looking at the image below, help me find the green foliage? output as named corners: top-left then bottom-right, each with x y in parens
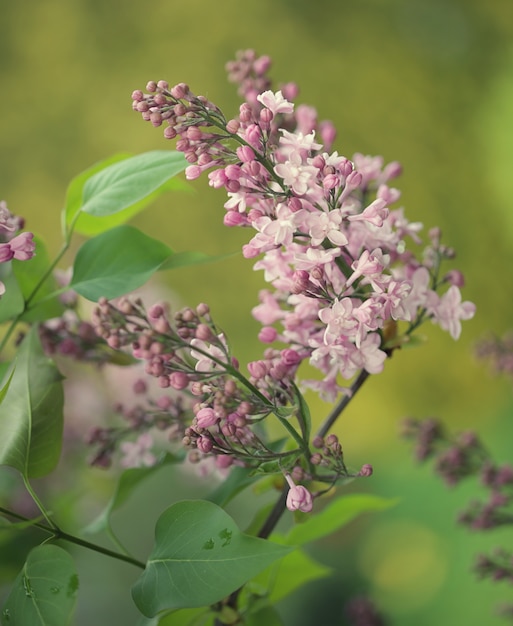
top-left (84, 454), bottom-right (180, 536)
top-left (70, 224), bottom-right (173, 300)
top-left (1, 545), bottom-right (78, 626)
top-left (132, 500), bottom-right (293, 616)
top-left (249, 533), bottom-right (331, 605)
top-left (0, 326), bottom-right (64, 479)
top-left (0, 264), bottom-right (25, 323)
top-left (12, 237), bottom-right (65, 322)
top-left (286, 493), bottom-right (398, 546)
top-left (65, 151), bottom-right (189, 235)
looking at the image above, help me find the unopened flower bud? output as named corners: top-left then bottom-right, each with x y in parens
top-left (358, 464), bottom-right (373, 477)
top-left (285, 474), bottom-right (313, 513)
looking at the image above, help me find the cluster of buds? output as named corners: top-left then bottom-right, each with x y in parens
top-left (87, 295), bottom-right (373, 509)
top-left (39, 310), bottom-right (111, 363)
top-left (87, 376), bottom-right (190, 469)
top-left (0, 200), bottom-right (36, 297)
top-left (132, 49), bottom-right (475, 403)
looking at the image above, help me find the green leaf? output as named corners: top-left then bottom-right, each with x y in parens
top-left (132, 500), bottom-right (293, 616)
top-left (205, 467), bottom-right (257, 508)
top-left (0, 263), bottom-right (25, 323)
top-left (64, 151), bottom-right (189, 236)
top-left (84, 454), bottom-right (179, 535)
top-left (245, 606), bottom-right (283, 626)
top-left (1, 545), bottom-right (78, 626)
top-left (286, 494), bottom-right (398, 546)
top-left (0, 326), bottom-right (64, 478)
top-left (0, 367), bottom-right (15, 405)
top-left (159, 251), bottom-right (235, 271)
top-left (146, 608), bottom-right (214, 626)
top-left (250, 534), bottom-right (331, 604)
top-left (70, 225), bottom-right (173, 301)
top-left (12, 236), bottom-right (65, 323)
top-left (82, 151), bottom-right (187, 217)
top-left (64, 153), bottom-right (131, 227)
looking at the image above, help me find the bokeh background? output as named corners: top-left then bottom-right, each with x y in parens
top-left (2, 0), bottom-right (513, 624)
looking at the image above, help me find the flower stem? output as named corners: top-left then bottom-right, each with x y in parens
top-left (316, 369), bottom-right (370, 439)
top-left (0, 506), bottom-right (145, 569)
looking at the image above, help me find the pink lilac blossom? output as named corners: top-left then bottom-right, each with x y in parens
top-left (132, 49), bottom-right (475, 403)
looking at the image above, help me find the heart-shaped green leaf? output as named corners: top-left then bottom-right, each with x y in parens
top-left (1, 545), bottom-right (78, 626)
top-left (132, 500), bottom-right (292, 616)
top-left (70, 225), bottom-right (173, 300)
top-left (0, 326), bottom-right (64, 478)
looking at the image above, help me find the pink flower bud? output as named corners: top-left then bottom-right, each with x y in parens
top-left (197, 436), bottom-right (214, 454)
top-left (358, 464), bottom-right (373, 477)
top-left (236, 145), bottom-right (256, 162)
top-left (281, 349), bottom-right (301, 367)
top-left (226, 119), bottom-right (240, 134)
top-left (258, 326), bottom-right (277, 343)
top-left (285, 474), bottom-right (313, 513)
top-left (247, 360), bottom-right (268, 379)
top-left (224, 211), bottom-right (247, 227)
top-left (195, 407), bottom-right (217, 428)
top-left (185, 165), bottom-right (202, 180)
top-left (169, 371), bottom-right (189, 390)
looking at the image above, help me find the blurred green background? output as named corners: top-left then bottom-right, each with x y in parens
top-left (2, 0), bottom-right (513, 624)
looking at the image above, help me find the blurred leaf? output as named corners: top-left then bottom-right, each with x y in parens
top-left (142, 608), bottom-right (214, 626)
top-left (12, 236), bottom-right (64, 322)
top-left (70, 225), bottom-right (173, 300)
top-left (160, 250), bottom-right (235, 271)
top-left (205, 467), bottom-right (257, 507)
top-left (245, 606), bottom-right (283, 626)
top-left (0, 326), bottom-right (64, 478)
top-left (286, 494), bottom-right (398, 546)
top-left (1, 545), bottom-right (78, 626)
top-left (132, 500), bottom-right (292, 616)
top-left (0, 263), bottom-right (25, 323)
top-left (250, 532), bottom-right (331, 605)
top-left (84, 454), bottom-right (179, 535)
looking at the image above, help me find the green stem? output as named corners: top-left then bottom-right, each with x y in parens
top-left (316, 369), bottom-right (370, 439)
top-left (0, 506), bottom-right (145, 569)
top-left (22, 477), bottom-right (59, 532)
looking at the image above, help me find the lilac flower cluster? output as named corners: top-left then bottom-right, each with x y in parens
top-left (0, 200), bottom-right (36, 296)
top-left (132, 49), bottom-right (475, 402)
